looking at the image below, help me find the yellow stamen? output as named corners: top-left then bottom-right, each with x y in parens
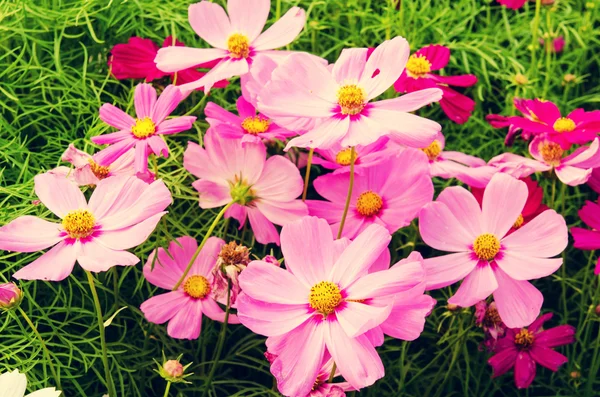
top-left (309, 281), bottom-right (342, 315)
top-left (337, 85), bottom-right (366, 115)
top-left (88, 160), bottom-right (110, 180)
top-left (131, 117), bottom-right (156, 139)
top-left (62, 209), bottom-right (95, 239)
top-left (183, 275), bottom-right (211, 299)
top-left (473, 233), bottom-right (500, 261)
top-left (406, 54), bottom-right (432, 78)
top-left (513, 214), bottom-right (524, 229)
top-left (553, 117), bottom-right (576, 133)
top-left (335, 148), bottom-right (357, 166)
top-left (241, 116), bottom-right (270, 135)
top-left (539, 142), bottom-right (563, 166)
top-left (227, 33), bottom-right (250, 59)
top-left (356, 191), bottom-right (383, 217)
top-left (421, 140), bottom-right (442, 161)
top-left (514, 328), bottom-right (535, 349)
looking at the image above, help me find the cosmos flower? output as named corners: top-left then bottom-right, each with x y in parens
top-left (0, 173), bottom-right (171, 281)
top-left (258, 38), bottom-right (443, 150)
top-left (419, 173), bottom-right (568, 327)
top-left (570, 200), bottom-right (600, 274)
top-left (140, 236), bottom-right (239, 340)
top-left (311, 137), bottom-right (392, 175)
top-left (488, 312), bottom-right (575, 389)
top-left (155, 0), bottom-right (307, 93)
top-left (0, 369), bottom-right (61, 397)
top-left (184, 129), bottom-right (307, 245)
top-left (307, 149), bottom-right (433, 239)
top-left (93, 83), bottom-right (196, 173)
top-left (496, 0), bottom-right (526, 9)
top-left (394, 44), bottom-right (478, 124)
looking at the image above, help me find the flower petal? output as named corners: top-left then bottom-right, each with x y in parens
top-left (239, 260), bottom-right (309, 304)
top-left (13, 241), bottom-right (78, 282)
top-left (360, 36), bottom-right (410, 100)
top-left (95, 212), bottom-right (166, 251)
top-left (140, 290), bottom-right (188, 324)
top-left (189, 1), bottom-right (231, 49)
top-left (247, 207), bottom-right (280, 245)
top-left (422, 252), bottom-right (478, 290)
top-left (336, 302), bottom-right (392, 338)
top-left (167, 298), bottom-right (204, 339)
top-left (0, 216), bottom-right (62, 253)
top-left (155, 47), bottom-right (227, 73)
top-left (492, 265), bottom-right (543, 328)
top-left (488, 347), bottom-right (518, 377)
top-left (448, 263), bottom-right (498, 307)
top-left (481, 173), bottom-right (528, 237)
top-left (419, 201), bottom-right (474, 252)
top-left (514, 352), bottom-right (537, 389)
top-left (495, 252), bottom-right (562, 281)
top-left (252, 6), bottom-right (306, 51)
top-left (34, 173), bottom-right (87, 218)
top-left (77, 239), bottom-right (139, 273)
top-left (99, 103), bottom-right (136, 130)
top-left (134, 83), bottom-right (157, 119)
top-left (236, 293), bottom-right (311, 336)
top-left (227, 0), bottom-right (269, 42)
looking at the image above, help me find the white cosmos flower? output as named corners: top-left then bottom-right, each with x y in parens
top-left (0, 370), bottom-right (61, 397)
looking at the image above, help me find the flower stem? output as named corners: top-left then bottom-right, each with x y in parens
top-left (86, 270), bottom-right (117, 397)
top-left (336, 147), bottom-right (356, 239)
top-left (202, 281), bottom-right (231, 397)
top-left (16, 307), bottom-right (61, 390)
top-left (328, 362), bottom-right (337, 383)
top-left (529, 0), bottom-right (542, 76)
top-left (173, 201), bottom-right (235, 290)
top-left (163, 381), bottom-right (172, 397)
top-left (302, 148), bottom-right (315, 202)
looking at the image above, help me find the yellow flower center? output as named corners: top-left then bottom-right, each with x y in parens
top-left (553, 117), bottom-right (576, 133)
top-left (335, 148), bottom-right (357, 166)
top-left (227, 33), bottom-right (250, 59)
top-left (421, 140), bottom-right (442, 161)
top-left (514, 328), bottom-right (535, 349)
top-left (241, 116), bottom-right (270, 135)
top-left (539, 142), bottom-right (564, 166)
top-left (131, 117), bottom-right (156, 139)
top-left (309, 281), bottom-right (342, 315)
top-left (183, 275), bottom-right (211, 299)
top-left (88, 159), bottom-right (110, 180)
top-left (337, 85), bottom-right (366, 115)
top-left (406, 54), bottom-right (432, 78)
top-left (473, 233), bottom-right (500, 261)
top-left (513, 214), bottom-right (524, 229)
top-left (62, 209), bottom-right (96, 239)
top-left (356, 190), bottom-right (383, 217)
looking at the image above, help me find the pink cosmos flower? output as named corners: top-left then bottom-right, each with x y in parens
top-left (155, 0), bottom-right (307, 93)
top-left (540, 36), bottom-right (565, 53)
top-left (92, 83), bottom-right (196, 173)
top-left (393, 45), bottom-right (477, 124)
top-left (307, 149), bottom-right (433, 239)
top-left (497, 0), bottom-right (526, 9)
top-left (420, 131), bottom-right (497, 188)
top-left (488, 312), bottom-right (575, 389)
top-left (570, 200), bottom-right (600, 275)
top-left (487, 98), bottom-right (543, 146)
top-left (205, 96), bottom-right (294, 145)
top-left (0, 174), bottom-right (171, 281)
top-left (419, 173), bottom-right (568, 327)
top-left (108, 36), bottom-right (228, 89)
top-left (258, 38), bottom-right (443, 150)
top-left (311, 137), bottom-right (392, 175)
top-left (140, 236), bottom-right (239, 340)
top-left (488, 137), bottom-right (600, 186)
top-left (184, 129), bottom-right (307, 245)
top-left (49, 144), bottom-right (154, 186)
top-left (237, 216), bottom-right (426, 396)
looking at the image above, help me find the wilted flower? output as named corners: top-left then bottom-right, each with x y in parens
top-left (211, 241), bottom-right (251, 304)
top-left (0, 283), bottom-right (22, 311)
top-left (474, 300), bottom-right (506, 351)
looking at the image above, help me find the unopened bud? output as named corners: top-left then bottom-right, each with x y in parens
top-left (157, 357), bottom-right (191, 383)
top-left (0, 283), bottom-right (22, 311)
top-left (263, 255), bottom-right (280, 266)
top-left (514, 73), bottom-right (528, 86)
top-left (447, 303), bottom-right (459, 312)
top-left (570, 371), bottom-right (581, 379)
top-left (563, 74), bottom-right (577, 85)
top-left (595, 305), bottom-right (600, 316)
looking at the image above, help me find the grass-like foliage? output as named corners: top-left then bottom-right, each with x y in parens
top-left (1, 0), bottom-right (599, 396)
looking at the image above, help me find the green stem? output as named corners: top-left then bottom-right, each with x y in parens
top-left (86, 271), bottom-right (117, 397)
top-left (163, 381), bottom-right (171, 397)
top-left (336, 147), bottom-right (356, 239)
top-left (202, 281), bottom-right (231, 397)
top-left (302, 148), bottom-right (315, 202)
top-left (173, 201), bottom-right (234, 290)
top-left (328, 362), bottom-right (337, 383)
top-left (16, 307), bottom-right (61, 390)
top-left (529, 0), bottom-right (542, 76)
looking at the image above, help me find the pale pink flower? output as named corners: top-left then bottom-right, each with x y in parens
top-left (419, 173), bottom-right (568, 328)
top-left (92, 83), bottom-right (196, 173)
top-left (307, 149), bottom-right (433, 239)
top-left (0, 174), bottom-right (171, 281)
top-left (155, 0), bottom-right (307, 93)
top-left (184, 129), bottom-right (307, 245)
top-left (311, 137), bottom-right (393, 175)
top-left (258, 38), bottom-right (443, 150)
top-left (0, 370), bottom-right (61, 397)
top-left (140, 236), bottom-right (239, 340)
top-left (237, 216), bottom-right (426, 395)
top-left (488, 137), bottom-right (600, 186)
top-left (49, 144), bottom-right (154, 186)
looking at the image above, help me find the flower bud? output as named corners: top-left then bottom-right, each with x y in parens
top-left (595, 304), bottom-right (600, 317)
top-left (446, 303), bottom-right (459, 312)
top-left (514, 73), bottom-right (528, 86)
top-left (0, 283), bottom-right (22, 310)
top-left (156, 357), bottom-right (191, 383)
top-left (263, 255), bottom-right (280, 266)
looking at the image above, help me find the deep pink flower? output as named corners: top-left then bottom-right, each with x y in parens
top-left (0, 174), bottom-right (171, 281)
top-left (540, 36), bottom-right (565, 53)
top-left (259, 38), bottom-right (443, 150)
top-left (394, 45), bottom-right (477, 124)
top-left (588, 167), bottom-right (600, 193)
top-left (497, 0), bottom-right (526, 9)
top-left (140, 236), bottom-right (239, 340)
top-left (184, 129), bottom-right (307, 245)
top-left (237, 216), bottom-right (426, 395)
top-left (307, 149), bottom-right (433, 239)
top-left (311, 137), bottom-right (392, 175)
top-left (155, 0), bottom-right (307, 93)
top-left (48, 144), bottom-right (154, 186)
top-left (419, 173), bottom-right (568, 327)
top-left (570, 200), bottom-right (600, 274)
top-left (487, 98), bottom-right (543, 146)
top-left (488, 312), bottom-right (575, 389)
top-left (205, 96), bottom-right (294, 145)
top-left (488, 137), bottom-right (600, 186)
top-left (474, 300), bottom-right (506, 351)
top-left (92, 83), bottom-right (196, 173)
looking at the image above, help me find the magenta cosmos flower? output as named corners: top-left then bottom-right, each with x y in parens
top-left (140, 236), bottom-right (239, 340)
top-left (0, 174), bottom-right (171, 281)
top-left (184, 129), bottom-right (307, 245)
top-left (307, 149), bottom-right (433, 239)
top-left (155, 0), bottom-right (307, 93)
top-left (49, 144), bottom-right (154, 186)
top-left (237, 216), bottom-right (427, 395)
top-left (488, 312), bottom-right (575, 389)
top-left (489, 137), bottom-right (600, 186)
top-left (311, 137), bottom-right (392, 175)
top-left (92, 83), bottom-right (196, 173)
top-left (393, 45), bottom-right (477, 124)
top-left (258, 38), bottom-right (443, 150)
top-left (205, 96), bottom-right (293, 145)
top-left (419, 173), bottom-right (568, 327)
top-left (571, 200), bottom-right (600, 275)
